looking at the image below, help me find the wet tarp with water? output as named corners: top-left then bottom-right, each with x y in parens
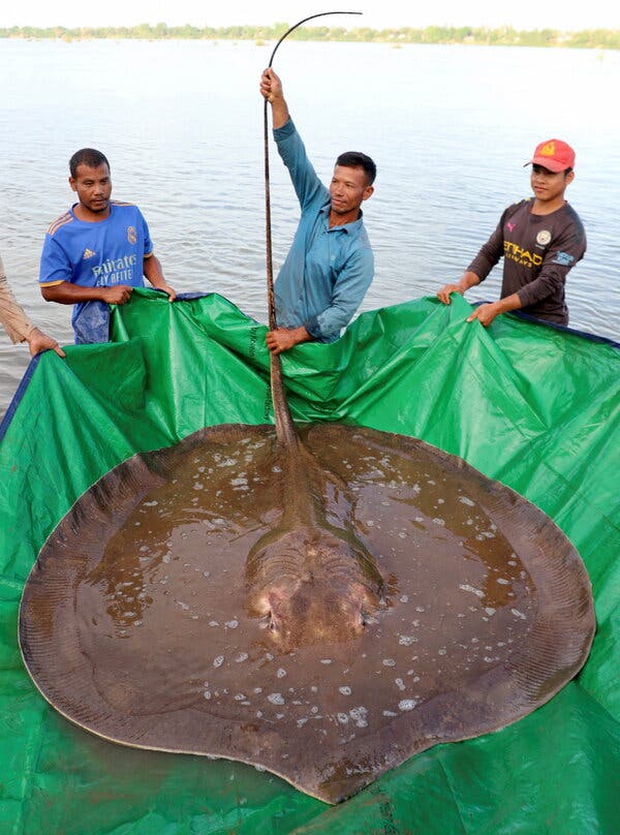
top-left (0, 289), bottom-right (618, 834)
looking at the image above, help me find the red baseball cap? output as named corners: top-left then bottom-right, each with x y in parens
top-left (525, 139), bottom-right (576, 172)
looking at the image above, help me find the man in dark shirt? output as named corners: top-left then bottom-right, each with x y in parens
top-left (438, 139), bottom-right (586, 327)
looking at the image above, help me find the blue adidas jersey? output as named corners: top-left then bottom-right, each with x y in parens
top-left (39, 201), bottom-right (153, 328)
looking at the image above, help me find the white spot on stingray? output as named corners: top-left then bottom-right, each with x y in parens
top-left (399, 699), bottom-right (417, 711)
top-left (485, 607), bottom-right (496, 616)
top-left (337, 713), bottom-right (349, 724)
top-left (399, 635), bottom-right (417, 646)
top-left (382, 658), bottom-right (396, 667)
top-left (511, 608), bottom-right (527, 619)
top-left (383, 710), bottom-right (398, 717)
top-left (225, 619), bottom-right (239, 629)
top-left (496, 578), bottom-right (510, 585)
top-left (459, 584), bottom-right (484, 598)
top-left (276, 668), bottom-right (287, 678)
top-left (267, 693), bottom-right (285, 705)
top-left (213, 656), bottom-right (224, 668)
top-left (395, 678), bottom-right (405, 691)
top-left (339, 686), bottom-right (352, 696)
top-left (320, 659), bottom-right (333, 665)
top-left (349, 707), bottom-right (369, 728)
top-left (235, 653), bottom-right (249, 663)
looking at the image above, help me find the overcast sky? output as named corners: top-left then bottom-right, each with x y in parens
top-left (1, 0), bottom-right (619, 32)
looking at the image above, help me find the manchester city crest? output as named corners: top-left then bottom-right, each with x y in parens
top-left (536, 230), bottom-right (551, 247)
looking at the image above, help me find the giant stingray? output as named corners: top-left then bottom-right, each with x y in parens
top-left (18, 15), bottom-right (595, 806)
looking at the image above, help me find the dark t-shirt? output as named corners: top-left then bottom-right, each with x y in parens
top-left (467, 199), bottom-right (586, 324)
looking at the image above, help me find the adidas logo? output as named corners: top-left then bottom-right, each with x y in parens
top-left (82, 248), bottom-right (96, 260)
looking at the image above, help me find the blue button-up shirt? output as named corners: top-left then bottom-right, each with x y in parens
top-left (273, 119), bottom-right (374, 342)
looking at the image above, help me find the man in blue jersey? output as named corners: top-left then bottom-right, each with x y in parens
top-left (260, 68), bottom-right (376, 355)
top-left (39, 148), bottom-right (176, 343)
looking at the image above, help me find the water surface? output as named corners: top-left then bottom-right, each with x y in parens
top-left (1, 39), bottom-right (618, 413)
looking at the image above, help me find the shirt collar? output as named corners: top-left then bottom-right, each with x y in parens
top-left (320, 202), bottom-right (364, 233)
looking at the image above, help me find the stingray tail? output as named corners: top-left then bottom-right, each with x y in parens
top-left (270, 354), bottom-right (299, 449)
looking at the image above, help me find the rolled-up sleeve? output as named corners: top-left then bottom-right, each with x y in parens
top-left (0, 257), bottom-right (35, 343)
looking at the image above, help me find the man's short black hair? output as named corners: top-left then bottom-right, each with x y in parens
top-left (69, 148), bottom-right (110, 178)
top-left (336, 151), bottom-right (377, 186)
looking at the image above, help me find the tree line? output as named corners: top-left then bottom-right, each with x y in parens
top-left (1, 24), bottom-right (619, 49)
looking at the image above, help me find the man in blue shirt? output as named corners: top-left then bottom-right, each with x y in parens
top-left (39, 148), bottom-right (176, 343)
top-left (260, 68), bottom-right (376, 354)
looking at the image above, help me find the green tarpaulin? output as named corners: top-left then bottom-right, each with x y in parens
top-left (1, 289), bottom-right (618, 834)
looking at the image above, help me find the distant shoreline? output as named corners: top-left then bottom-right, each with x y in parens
top-left (1, 24), bottom-right (619, 50)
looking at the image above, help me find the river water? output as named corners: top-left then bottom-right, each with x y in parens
top-left (1, 38), bottom-right (619, 415)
